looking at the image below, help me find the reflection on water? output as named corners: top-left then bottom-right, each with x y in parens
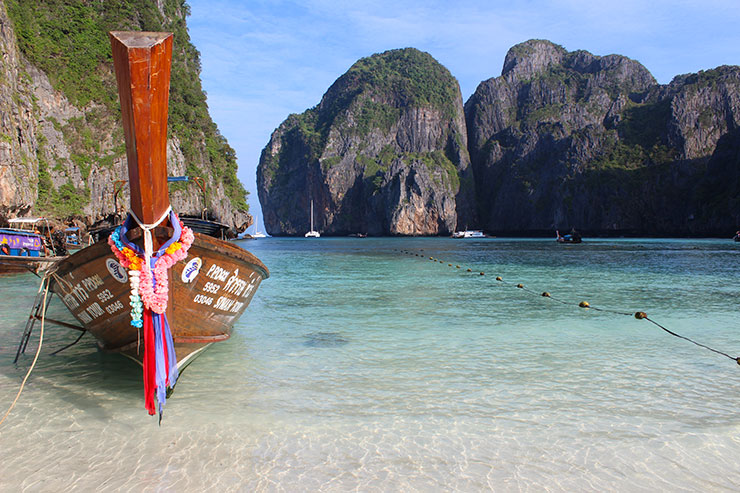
top-left (1, 238), bottom-right (739, 491)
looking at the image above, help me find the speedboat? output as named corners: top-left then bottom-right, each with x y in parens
top-left (453, 230), bottom-right (486, 238)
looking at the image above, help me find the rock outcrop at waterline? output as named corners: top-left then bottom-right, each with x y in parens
top-left (0, 1), bottom-right (250, 230)
top-left (466, 39), bottom-right (740, 235)
top-left (257, 48), bottom-right (475, 236)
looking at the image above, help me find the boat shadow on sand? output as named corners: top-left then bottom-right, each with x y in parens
top-left (6, 341), bottom-right (144, 420)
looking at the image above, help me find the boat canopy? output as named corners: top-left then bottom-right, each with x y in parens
top-left (8, 218), bottom-right (46, 224)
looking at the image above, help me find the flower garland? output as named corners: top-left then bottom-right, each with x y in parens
top-left (108, 217), bottom-right (194, 319)
top-left (107, 212), bottom-right (194, 417)
top-left (128, 270), bottom-right (143, 329)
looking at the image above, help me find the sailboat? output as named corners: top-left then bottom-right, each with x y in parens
top-left (304, 200), bottom-right (320, 238)
top-left (252, 215), bottom-right (267, 239)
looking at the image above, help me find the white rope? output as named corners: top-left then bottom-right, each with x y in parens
top-left (0, 277), bottom-right (49, 428)
top-left (128, 206), bottom-right (172, 270)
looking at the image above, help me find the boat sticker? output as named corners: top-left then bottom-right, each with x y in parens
top-left (106, 258), bottom-right (128, 283)
top-left (182, 257), bottom-right (203, 283)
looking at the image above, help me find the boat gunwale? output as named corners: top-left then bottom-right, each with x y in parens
top-left (50, 227), bottom-right (269, 280)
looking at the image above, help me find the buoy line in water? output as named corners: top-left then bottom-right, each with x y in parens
top-left (394, 248), bottom-right (740, 367)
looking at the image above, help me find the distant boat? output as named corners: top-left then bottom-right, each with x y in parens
top-left (305, 200), bottom-right (320, 238)
top-left (734, 231), bottom-right (740, 242)
top-left (556, 229), bottom-right (582, 243)
top-left (0, 218), bottom-right (65, 275)
top-left (252, 215), bottom-right (267, 239)
top-left (453, 230), bottom-right (486, 238)
top-left (63, 226), bottom-right (88, 252)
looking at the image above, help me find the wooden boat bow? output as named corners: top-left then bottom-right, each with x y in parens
top-left (34, 31), bottom-right (269, 418)
top-left (109, 31), bottom-right (173, 227)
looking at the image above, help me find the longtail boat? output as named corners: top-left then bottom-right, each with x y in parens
top-left (0, 218), bottom-right (65, 275)
top-left (43, 31), bottom-right (268, 417)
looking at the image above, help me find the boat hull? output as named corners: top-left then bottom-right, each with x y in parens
top-left (48, 230), bottom-right (268, 367)
top-left (0, 255), bottom-right (65, 275)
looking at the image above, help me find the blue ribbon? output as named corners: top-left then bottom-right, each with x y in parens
top-left (115, 211), bottom-right (183, 417)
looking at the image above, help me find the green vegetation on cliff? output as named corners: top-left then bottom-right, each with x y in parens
top-left (317, 48), bottom-right (458, 137)
top-left (345, 48), bottom-right (459, 118)
top-left (590, 99), bottom-right (677, 170)
top-left (6, 0), bottom-right (248, 213)
top-left (265, 47), bottom-right (461, 182)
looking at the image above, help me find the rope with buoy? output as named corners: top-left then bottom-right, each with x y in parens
top-left (0, 276), bottom-right (50, 428)
top-left (395, 248), bottom-right (739, 366)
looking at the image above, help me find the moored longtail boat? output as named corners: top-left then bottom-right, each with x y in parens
top-left (0, 218), bottom-right (65, 275)
top-left (46, 31), bottom-right (268, 417)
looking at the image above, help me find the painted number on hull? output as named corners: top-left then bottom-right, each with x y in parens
top-left (193, 263), bottom-right (262, 313)
top-left (57, 270), bottom-right (129, 325)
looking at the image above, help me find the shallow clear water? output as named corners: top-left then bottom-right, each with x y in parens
top-left (1, 237), bottom-right (739, 491)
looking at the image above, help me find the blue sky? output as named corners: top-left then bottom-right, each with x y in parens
top-left (186, 0), bottom-right (740, 226)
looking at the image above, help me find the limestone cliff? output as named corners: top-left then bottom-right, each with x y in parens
top-left (259, 38), bottom-right (739, 237)
top-left (257, 48), bottom-right (474, 236)
top-left (466, 39), bottom-right (740, 235)
top-left (0, 0), bottom-right (250, 230)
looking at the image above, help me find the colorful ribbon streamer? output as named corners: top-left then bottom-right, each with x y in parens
top-left (108, 211), bottom-right (194, 417)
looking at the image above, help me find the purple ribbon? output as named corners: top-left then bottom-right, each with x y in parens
top-left (152, 312), bottom-right (179, 415)
top-left (118, 211), bottom-right (183, 417)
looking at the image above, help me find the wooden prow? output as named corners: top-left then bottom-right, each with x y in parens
top-left (109, 31), bottom-right (173, 225)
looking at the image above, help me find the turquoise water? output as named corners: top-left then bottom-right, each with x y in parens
top-left (1, 237), bottom-right (739, 491)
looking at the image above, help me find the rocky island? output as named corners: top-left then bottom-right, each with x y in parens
top-left (258, 48), bottom-right (475, 236)
top-left (259, 40), bottom-right (740, 236)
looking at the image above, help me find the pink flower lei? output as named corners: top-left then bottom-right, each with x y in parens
top-left (109, 217), bottom-right (194, 315)
top-left (138, 220), bottom-right (194, 314)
